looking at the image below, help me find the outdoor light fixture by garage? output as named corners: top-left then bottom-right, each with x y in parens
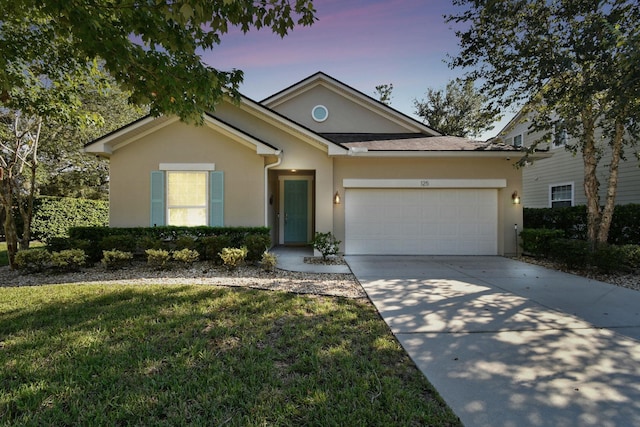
top-left (334, 191), bottom-right (341, 204)
top-left (512, 191), bottom-right (521, 205)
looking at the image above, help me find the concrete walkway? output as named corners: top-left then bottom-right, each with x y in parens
top-left (271, 245), bottom-right (351, 274)
top-left (345, 255), bottom-right (640, 427)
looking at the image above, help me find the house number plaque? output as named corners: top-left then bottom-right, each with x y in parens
top-left (420, 180), bottom-right (430, 187)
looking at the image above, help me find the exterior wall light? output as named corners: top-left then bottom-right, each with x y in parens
top-left (334, 191), bottom-right (341, 204)
top-left (512, 191), bottom-right (521, 205)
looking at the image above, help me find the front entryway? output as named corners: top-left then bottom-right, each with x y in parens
top-left (278, 175), bottom-right (313, 244)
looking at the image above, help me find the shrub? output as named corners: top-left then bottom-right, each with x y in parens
top-left (219, 247), bottom-right (248, 270)
top-left (591, 244), bottom-right (626, 274)
top-left (620, 245), bottom-right (640, 271)
top-left (46, 237), bottom-right (74, 252)
top-left (312, 231), bottom-right (341, 260)
top-left (31, 197), bottom-right (108, 243)
top-left (549, 239), bottom-right (590, 269)
top-left (200, 235), bottom-right (231, 263)
top-left (14, 249), bottom-right (52, 273)
top-left (50, 249), bottom-right (87, 272)
top-left (138, 236), bottom-right (163, 251)
top-left (260, 251), bottom-right (278, 272)
top-left (172, 248), bottom-right (200, 265)
top-left (175, 235), bottom-right (197, 250)
top-left (100, 235), bottom-right (137, 253)
top-left (145, 249), bottom-right (172, 270)
top-left (101, 250), bottom-right (134, 270)
top-left (519, 229), bottom-right (565, 257)
top-left (245, 233), bottom-right (271, 262)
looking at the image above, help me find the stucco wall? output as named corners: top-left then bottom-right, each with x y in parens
top-left (268, 85), bottom-right (413, 133)
top-left (109, 121), bottom-right (265, 227)
top-left (333, 156), bottom-right (524, 256)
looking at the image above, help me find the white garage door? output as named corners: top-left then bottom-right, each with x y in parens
top-left (345, 188), bottom-right (498, 255)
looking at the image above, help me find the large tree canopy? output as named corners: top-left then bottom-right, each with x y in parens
top-left (0, 0), bottom-right (316, 122)
top-left (413, 78), bottom-right (498, 138)
top-left (448, 0), bottom-right (640, 246)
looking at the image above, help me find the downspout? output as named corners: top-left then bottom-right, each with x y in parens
top-left (264, 150), bottom-right (283, 226)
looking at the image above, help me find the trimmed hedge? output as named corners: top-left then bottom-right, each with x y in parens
top-left (524, 204), bottom-right (640, 245)
top-left (31, 197), bottom-right (109, 243)
top-left (519, 229), bottom-right (565, 257)
top-left (60, 226), bottom-right (271, 263)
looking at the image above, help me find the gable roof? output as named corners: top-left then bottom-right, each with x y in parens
top-left (262, 72), bottom-right (441, 136)
top-left (85, 113), bottom-right (282, 157)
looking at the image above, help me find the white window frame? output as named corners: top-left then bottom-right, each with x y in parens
top-left (549, 182), bottom-right (574, 208)
top-left (166, 170), bottom-right (209, 226)
top-left (512, 134), bottom-right (523, 148)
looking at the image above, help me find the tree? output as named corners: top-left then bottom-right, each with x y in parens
top-left (37, 80), bottom-right (147, 200)
top-left (413, 79), bottom-right (498, 138)
top-left (374, 84), bottom-right (394, 105)
top-left (0, 0), bottom-right (316, 123)
top-left (448, 0), bottom-right (640, 248)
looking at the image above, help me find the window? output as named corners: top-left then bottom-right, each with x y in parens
top-left (311, 105), bottom-right (329, 122)
top-left (550, 183), bottom-right (573, 208)
top-left (150, 169), bottom-right (224, 227)
top-left (513, 134), bottom-right (523, 147)
top-left (552, 121), bottom-right (567, 148)
top-left (167, 171), bottom-right (208, 226)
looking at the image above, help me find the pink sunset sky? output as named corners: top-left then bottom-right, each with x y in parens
top-left (202, 0), bottom-right (511, 140)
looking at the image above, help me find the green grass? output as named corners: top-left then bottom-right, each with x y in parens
top-left (0, 284), bottom-right (461, 426)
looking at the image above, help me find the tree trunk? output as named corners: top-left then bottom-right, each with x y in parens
top-left (0, 180), bottom-right (18, 269)
top-left (596, 119), bottom-right (624, 245)
top-left (581, 106), bottom-right (601, 251)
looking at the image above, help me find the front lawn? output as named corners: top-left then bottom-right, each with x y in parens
top-left (0, 284), bottom-right (461, 426)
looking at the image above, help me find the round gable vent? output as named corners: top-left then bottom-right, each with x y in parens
top-left (311, 105), bottom-right (329, 122)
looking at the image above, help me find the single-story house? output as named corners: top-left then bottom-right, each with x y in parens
top-left (495, 110), bottom-right (640, 208)
top-left (86, 72), bottom-right (534, 256)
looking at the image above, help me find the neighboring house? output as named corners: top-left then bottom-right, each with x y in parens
top-left (85, 72), bottom-right (535, 256)
top-left (496, 111), bottom-right (640, 208)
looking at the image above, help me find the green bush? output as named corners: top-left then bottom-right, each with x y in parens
top-left (31, 197), bottom-right (108, 243)
top-left (138, 236), bottom-right (163, 251)
top-left (260, 251), bottom-right (278, 272)
top-left (46, 237), bottom-right (74, 252)
top-left (100, 235), bottom-right (137, 253)
top-left (312, 231), bottom-right (341, 260)
top-left (591, 244), bottom-right (626, 274)
top-left (175, 235), bottom-right (197, 250)
top-left (200, 235), bottom-right (232, 263)
top-left (245, 233), bottom-right (272, 262)
top-left (524, 204), bottom-right (640, 245)
top-left (172, 248), bottom-right (200, 265)
top-left (219, 247), bottom-right (248, 270)
top-left (145, 249), bottom-right (172, 270)
top-left (620, 245), bottom-right (640, 271)
top-left (549, 239), bottom-right (591, 269)
top-left (14, 249), bottom-right (52, 273)
top-left (101, 250), bottom-right (134, 270)
top-left (519, 229), bottom-right (565, 257)
top-left (50, 249), bottom-right (87, 272)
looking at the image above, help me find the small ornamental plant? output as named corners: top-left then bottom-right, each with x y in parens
top-left (51, 249), bottom-right (87, 272)
top-left (219, 247), bottom-right (248, 270)
top-left (145, 248), bottom-right (172, 270)
top-left (101, 250), bottom-right (134, 270)
top-left (312, 231), bottom-right (341, 260)
top-left (260, 251), bottom-right (278, 272)
top-left (14, 249), bottom-right (52, 273)
top-left (172, 248), bottom-right (200, 265)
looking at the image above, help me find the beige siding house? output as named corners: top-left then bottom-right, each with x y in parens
top-left (497, 112), bottom-right (640, 208)
top-left (86, 72), bottom-right (535, 256)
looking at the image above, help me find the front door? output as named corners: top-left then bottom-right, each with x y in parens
top-left (283, 180), bottom-right (308, 243)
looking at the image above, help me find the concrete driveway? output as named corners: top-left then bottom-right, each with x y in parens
top-left (345, 256), bottom-right (640, 427)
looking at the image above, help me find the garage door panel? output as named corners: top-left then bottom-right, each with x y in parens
top-left (345, 188), bottom-right (498, 255)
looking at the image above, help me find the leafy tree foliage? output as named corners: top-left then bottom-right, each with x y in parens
top-left (0, 0), bottom-right (316, 123)
top-left (413, 79), bottom-right (498, 138)
top-left (448, 0), bottom-right (640, 246)
top-left (374, 83), bottom-right (394, 105)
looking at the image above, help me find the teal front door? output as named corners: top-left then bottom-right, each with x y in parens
top-left (284, 180), bottom-right (308, 243)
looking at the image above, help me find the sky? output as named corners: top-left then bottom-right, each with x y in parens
top-left (201, 0), bottom-right (511, 140)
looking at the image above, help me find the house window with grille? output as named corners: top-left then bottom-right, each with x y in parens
top-left (513, 134), bottom-right (523, 147)
top-left (550, 183), bottom-right (573, 208)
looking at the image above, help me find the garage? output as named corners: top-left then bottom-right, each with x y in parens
top-left (345, 187), bottom-right (498, 255)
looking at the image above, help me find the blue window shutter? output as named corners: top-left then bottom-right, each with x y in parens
top-left (209, 171), bottom-right (224, 226)
top-left (150, 171), bottom-right (165, 226)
